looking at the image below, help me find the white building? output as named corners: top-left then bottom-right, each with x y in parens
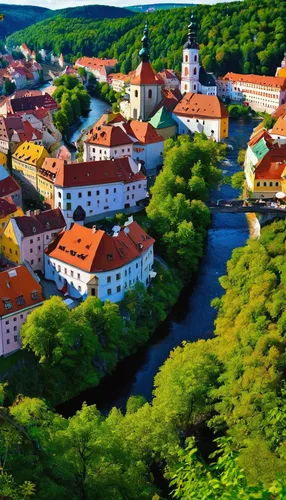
top-left (180, 17), bottom-right (217, 96)
top-left (75, 57), bottom-right (117, 83)
top-left (158, 69), bottom-right (180, 90)
top-left (84, 122), bottom-right (134, 162)
top-left (217, 73), bottom-right (286, 113)
top-left (173, 92), bottom-right (229, 142)
top-left (44, 218), bottom-right (156, 302)
top-left (53, 156), bottom-right (147, 227)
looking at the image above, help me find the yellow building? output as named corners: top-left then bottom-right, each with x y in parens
top-left (0, 218), bottom-right (21, 264)
top-left (0, 199), bottom-right (24, 236)
top-left (249, 144), bottom-right (286, 198)
top-left (0, 152), bottom-right (7, 168)
top-left (12, 142), bottom-right (49, 188)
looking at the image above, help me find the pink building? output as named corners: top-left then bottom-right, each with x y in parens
top-left (0, 265), bottom-right (44, 356)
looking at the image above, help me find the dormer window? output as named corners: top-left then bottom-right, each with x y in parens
top-left (31, 291), bottom-right (38, 300)
top-left (3, 299), bottom-right (12, 310)
top-left (16, 295), bottom-right (25, 306)
top-left (107, 254), bottom-right (113, 261)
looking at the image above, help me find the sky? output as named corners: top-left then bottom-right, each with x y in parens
top-left (2, 0), bottom-right (236, 9)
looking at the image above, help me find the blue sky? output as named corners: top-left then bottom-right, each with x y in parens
top-left (3, 0), bottom-right (236, 9)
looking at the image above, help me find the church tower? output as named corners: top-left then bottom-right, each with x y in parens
top-left (181, 16), bottom-right (200, 94)
top-left (129, 22), bottom-right (163, 121)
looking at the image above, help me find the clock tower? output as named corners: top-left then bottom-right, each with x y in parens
top-left (181, 16), bottom-right (200, 94)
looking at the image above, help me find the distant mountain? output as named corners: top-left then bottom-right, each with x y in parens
top-left (0, 3), bottom-right (133, 39)
top-left (129, 3), bottom-right (195, 12)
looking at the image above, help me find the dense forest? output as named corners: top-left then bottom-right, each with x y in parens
top-left (0, 3), bottom-right (133, 39)
top-left (6, 0), bottom-right (286, 76)
top-left (1, 218), bottom-right (286, 498)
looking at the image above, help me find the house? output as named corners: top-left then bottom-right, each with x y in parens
top-left (0, 197), bottom-right (24, 235)
top-left (0, 265), bottom-right (44, 356)
top-left (37, 158), bottom-right (62, 209)
top-left (271, 115), bottom-right (286, 144)
top-left (246, 144), bottom-right (286, 198)
top-left (173, 92), bottom-right (229, 142)
top-left (109, 73), bottom-right (131, 93)
top-left (43, 156), bottom-right (147, 227)
top-left (83, 122), bottom-right (134, 162)
top-left (180, 18), bottom-right (217, 96)
top-left (0, 208), bottom-right (66, 272)
top-left (0, 92), bottom-right (58, 116)
top-left (44, 218), bottom-right (155, 302)
top-left (244, 128), bottom-right (275, 190)
top-left (158, 69), bottom-right (180, 90)
top-left (217, 73), bottom-right (286, 113)
top-left (0, 165), bottom-right (22, 208)
top-left (12, 141), bottom-right (50, 188)
top-left (149, 106), bottom-right (177, 139)
top-left (0, 116), bottom-right (43, 155)
top-left (20, 43), bottom-right (32, 60)
top-left (75, 57), bottom-right (117, 83)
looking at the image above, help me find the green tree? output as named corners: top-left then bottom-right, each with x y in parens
top-left (4, 79), bottom-right (16, 95)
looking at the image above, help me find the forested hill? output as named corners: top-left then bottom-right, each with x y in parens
top-left (6, 0), bottom-right (285, 77)
top-left (0, 4), bottom-right (133, 39)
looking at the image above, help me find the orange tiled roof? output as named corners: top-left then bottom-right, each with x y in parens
top-left (45, 221), bottom-right (154, 273)
top-left (86, 123), bottom-right (132, 147)
top-left (222, 72), bottom-right (286, 90)
top-left (76, 57), bottom-right (117, 70)
top-left (272, 117), bottom-right (286, 137)
top-left (130, 62), bottom-right (164, 86)
top-left (248, 128), bottom-right (273, 148)
top-left (174, 93), bottom-right (228, 119)
top-left (0, 265), bottom-right (43, 317)
top-left (109, 73), bottom-right (131, 83)
top-left (255, 144), bottom-right (286, 180)
top-left (54, 157), bottom-right (146, 188)
top-left (124, 121), bottom-right (164, 145)
top-left (272, 104), bottom-right (286, 120)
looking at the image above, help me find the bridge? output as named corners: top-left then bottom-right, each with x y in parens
top-left (207, 201), bottom-right (286, 217)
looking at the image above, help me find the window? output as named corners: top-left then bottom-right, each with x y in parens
top-left (78, 192), bottom-right (82, 198)
top-left (105, 189), bottom-right (109, 194)
top-left (193, 67), bottom-right (197, 76)
top-left (116, 273), bottom-right (121, 280)
top-left (117, 285), bottom-right (121, 293)
top-left (135, 90), bottom-right (138, 97)
top-left (20, 314), bottom-right (23, 319)
top-left (64, 268), bottom-right (67, 274)
top-left (37, 236), bottom-right (40, 241)
top-left (88, 191), bottom-right (91, 196)
top-left (13, 326), bottom-right (17, 332)
top-left (14, 336), bottom-right (18, 342)
top-left (71, 270), bottom-right (74, 277)
top-left (107, 276), bottom-right (111, 283)
top-left (38, 246), bottom-right (41, 250)
top-left (38, 257), bottom-right (41, 263)
top-left (275, 182), bottom-right (279, 187)
top-left (77, 273), bottom-right (80, 279)
top-left (78, 286), bottom-right (82, 292)
top-left (269, 181), bottom-right (273, 187)
top-left (6, 329), bottom-right (10, 334)
top-left (5, 320), bottom-right (9, 325)
top-left (184, 67), bottom-right (188, 76)
top-left (91, 288), bottom-right (96, 296)
top-left (185, 54), bottom-right (188, 63)
top-left (125, 269), bottom-right (127, 277)
top-left (132, 185), bottom-right (135, 190)
top-left (194, 84), bottom-right (196, 90)
top-left (114, 188), bottom-right (116, 193)
top-left (96, 190), bottom-right (100, 196)
top-left (194, 55), bottom-right (197, 62)
top-left (263, 182), bottom-right (267, 187)
top-left (66, 202), bottom-right (71, 210)
top-left (13, 317), bottom-right (16, 322)
top-left (87, 201), bottom-right (91, 206)
top-left (122, 149), bottom-right (124, 153)
top-left (58, 265), bottom-right (61, 272)
top-left (31, 259), bottom-right (34, 265)
top-left (7, 339), bottom-right (10, 345)
top-left (129, 280), bottom-right (132, 286)
top-left (127, 186), bottom-right (130, 191)
top-left (107, 288), bottom-right (112, 296)
top-left (30, 239), bottom-right (33, 244)
top-left (3, 299), bottom-right (12, 311)
top-left (31, 291), bottom-right (38, 300)
top-left (58, 192), bottom-right (62, 198)
top-left (127, 195), bottom-right (129, 200)
top-left (148, 89), bottom-right (152, 98)
top-left (257, 182), bottom-right (260, 187)
top-left (58, 202), bottom-right (62, 209)
top-left (67, 193), bottom-right (71, 199)
top-left (16, 295), bottom-right (25, 306)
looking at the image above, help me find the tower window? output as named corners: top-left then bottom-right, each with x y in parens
top-left (184, 84), bottom-right (188, 91)
top-left (193, 67), bottom-right (197, 76)
top-left (135, 90), bottom-right (138, 97)
top-left (148, 89), bottom-right (152, 98)
top-left (184, 67), bottom-right (188, 76)
top-left (194, 55), bottom-right (197, 62)
top-left (185, 55), bottom-right (188, 63)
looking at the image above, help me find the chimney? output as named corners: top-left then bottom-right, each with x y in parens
top-left (92, 225), bottom-right (97, 234)
top-left (26, 210), bottom-right (31, 216)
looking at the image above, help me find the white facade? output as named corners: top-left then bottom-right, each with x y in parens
top-left (132, 142), bottom-right (164, 173)
top-left (44, 243), bottom-right (154, 303)
top-left (55, 178), bottom-right (147, 228)
top-left (172, 113), bottom-right (222, 143)
top-left (181, 48), bottom-right (200, 94)
top-left (84, 142), bottom-right (133, 162)
top-left (130, 83), bottom-right (162, 121)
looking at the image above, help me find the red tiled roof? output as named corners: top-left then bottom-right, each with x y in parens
top-left (123, 120), bottom-right (164, 144)
top-left (173, 93), bottom-right (229, 119)
top-left (272, 104), bottom-right (286, 120)
top-left (86, 123), bottom-right (132, 147)
top-left (46, 221), bottom-right (154, 273)
top-left (0, 265), bottom-right (43, 317)
top-left (255, 144), bottom-right (286, 180)
top-left (0, 175), bottom-right (21, 199)
top-left (76, 57), bottom-right (117, 70)
top-left (271, 117), bottom-right (286, 137)
top-left (130, 62), bottom-right (164, 86)
top-left (38, 158), bottom-right (62, 183)
top-left (54, 157), bottom-right (146, 188)
top-left (14, 208), bottom-right (65, 237)
top-left (222, 72), bottom-right (286, 90)
top-left (0, 197), bottom-right (17, 217)
top-left (8, 94), bottom-right (58, 114)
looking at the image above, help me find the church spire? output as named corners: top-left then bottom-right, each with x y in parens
top-left (139, 20), bottom-right (150, 62)
top-left (184, 14), bottom-right (199, 50)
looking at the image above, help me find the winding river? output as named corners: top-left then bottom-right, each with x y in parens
top-left (56, 110), bottom-right (255, 418)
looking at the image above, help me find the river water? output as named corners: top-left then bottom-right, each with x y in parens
top-left (56, 117), bottom-right (255, 418)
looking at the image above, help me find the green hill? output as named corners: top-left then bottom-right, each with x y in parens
top-left (129, 3), bottom-right (194, 12)
top-left (0, 3), bottom-right (133, 39)
top-left (5, 0), bottom-right (285, 77)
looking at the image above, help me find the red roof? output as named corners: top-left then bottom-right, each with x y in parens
top-left (222, 72), bottom-right (286, 90)
top-left (76, 57), bottom-right (117, 69)
top-left (0, 265), bottom-right (43, 317)
top-left (46, 221), bottom-right (154, 273)
top-left (0, 175), bottom-right (21, 198)
top-left (272, 104), bottom-right (286, 120)
top-left (86, 123), bottom-right (132, 147)
top-left (130, 62), bottom-right (164, 86)
top-left (14, 208), bottom-right (65, 237)
top-left (255, 144), bottom-right (286, 180)
top-left (248, 128), bottom-right (273, 148)
top-left (174, 93), bottom-right (229, 119)
top-left (54, 157), bottom-right (146, 188)
top-left (123, 120), bottom-right (164, 144)
top-left (0, 197), bottom-right (17, 217)
top-left (272, 117), bottom-right (286, 137)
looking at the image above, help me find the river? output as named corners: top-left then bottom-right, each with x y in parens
top-left (57, 118), bottom-right (255, 418)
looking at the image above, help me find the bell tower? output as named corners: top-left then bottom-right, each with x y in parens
top-left (181, 16), bottom-right (200, 94)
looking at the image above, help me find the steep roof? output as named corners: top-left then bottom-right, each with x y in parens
top-left (130, 61), bottom-right (164, 86)
top-left (8, 94), bottom-right (58, 113)
top-left (248, 128), bottom-right (273, 148)
top-left (0, 265), bottom-right (43, 317)
top-left (45, 221), bottom-right (155, 273)
top-left (255, 144), bottom-right (286, 180)
top-left (85, 123), bottom-right (132, 147)
top-left (54, 157), bottom-right (146, 188)
top-left (0, 175), bottom-right (21, 199)
top-left (272, 104), bottom-right (286, 120)
top-left (173, 93), bottom-right (228, 119)
top-left (124, 121), bottom-right (164, 144)
top-left (149, 107), bottom-right (177, 129)
top-left (222, 72), bottom-right (286, 90)
top-left (0, 197), bottom-right (17, 217)
top-left (199, 67), bottom-right (216, 88)
top-left (271, 116), bottom-right (286, 137)
top-left (13, 141), bottom-right (49, 166)
top-left (13, 208), bottom-right (65, 237)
